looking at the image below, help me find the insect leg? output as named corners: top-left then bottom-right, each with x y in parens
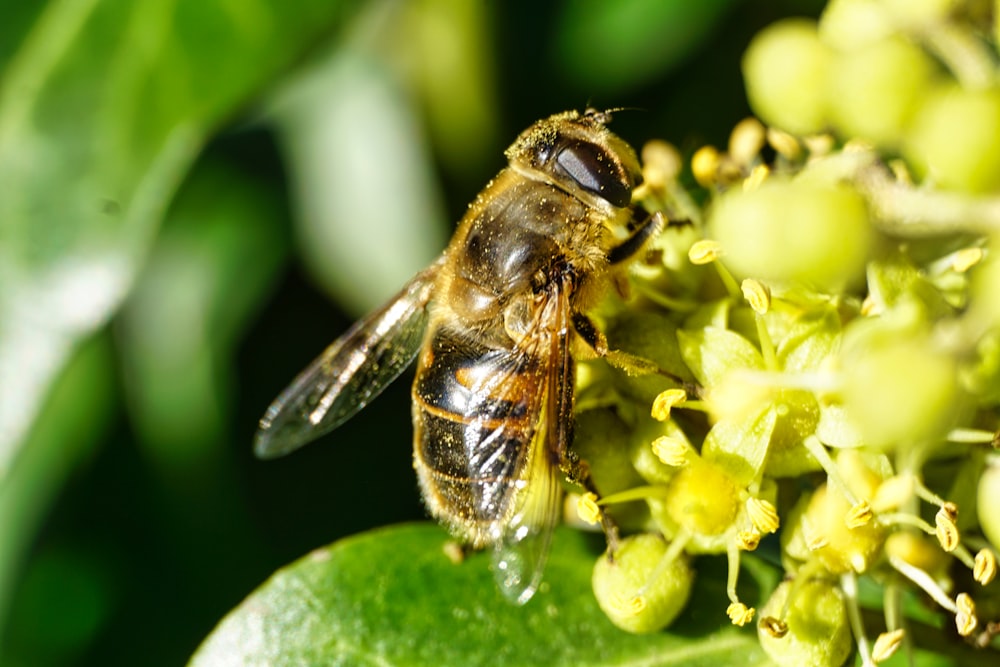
top-left (573, 310), bottom-right (691, 385)
top-left (572, 311), bottom-right (700, 397)
top-left (607, 210), bottom-right (665, 264)
top-left (561, 434), bottom-right (622, 555)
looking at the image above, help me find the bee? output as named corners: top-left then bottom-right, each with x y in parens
top-left (254, 109), bottom-right (663, 603)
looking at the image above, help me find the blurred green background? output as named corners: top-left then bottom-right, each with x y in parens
top-left (0, 0), bottom-right (822, 664)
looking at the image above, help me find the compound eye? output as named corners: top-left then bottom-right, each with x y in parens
top-left (554, 140), bottom-right (631, 208)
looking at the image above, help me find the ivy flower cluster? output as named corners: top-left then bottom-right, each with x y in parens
top-left (571, 1), bottom-right (1000, 664)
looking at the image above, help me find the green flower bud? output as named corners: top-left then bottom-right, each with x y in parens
top-left (818, 0), bottom-right (893, 50)
top-left (758, 579), bottom-right (852, 667)
top-left (574, 408), bottom-right (646, 496)
top-left (804, 482), bottom-right (885, 574)
top-left (592, 534), bottom-right (693, 634)
top-left (743, 19), bottom-right (830, 135)
top-left (978, 457), bottom-right (1000, 550)
top-left (574, 409), bottom-right (649, 531)
top-left (906, 84), bottom-right (1000, 194)
top-left (827, 36), bottom-right (938, 148)
top-left (841, 327), bottom-right (962, 450)
top-left (709, 179), bottom-right (872, 292)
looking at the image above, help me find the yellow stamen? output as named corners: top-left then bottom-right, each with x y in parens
top-left (872, 629), bottom-right (905, 664)
top-left (688, 239), bottom-right (723, 265)
top-left (741, 278), bottom-right (771, 315)
top-left (726, 601), bottom-right (755, 626)
top-left (651, 388), bottom-right (687, 421)
top-left (736, 530), bottom-right (761, 551)
top-left (766, 127), bottom-right (802, 160)
top-left (577, 492), bottom-right (601, 526)
top-left (651, 435), bottom-right (689, 467)
top-left (742, 164), bottom-right (770, 192)
top-left (759, 616), bottom-right (788, 638)
top-left (729, 117), bottom-right (766, 166)
top-left (973, 548), bottom-right (997, 586)
top-left (746, 497), bottom-right (780, 535)
top-left (691, 146), bottom-right (721, 187)
top-left (955, 593), bottom-right (978, 637)
top-left (934, 507), bottom-right (959, 552)
top-left (951, 247), bottom-right (983, 272)
top-left (845, 500), bottom-right (874, 529)
top-left (872, 475), bottom-right (914, 512)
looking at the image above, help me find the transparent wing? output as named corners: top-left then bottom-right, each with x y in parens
top-left (463, 278), bottom-right (574, 604)
top-left (254, 261), bottom-right (442, 459)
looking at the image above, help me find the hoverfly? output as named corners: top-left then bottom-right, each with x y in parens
top-left (255, 109), bottom-right (663, 603)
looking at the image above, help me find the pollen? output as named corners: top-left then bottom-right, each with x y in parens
top-left (746, 497), bottom-right (780, 535)
top-left (651, 435), bottom-right (689, 467)
top-left (688, 239), bottom-right (723, 265)
top-left (577, 492), bottom-right (602, 525)
top-left (727, 601), bottom-right (755, 626)
top-left (651, 388), bottom-right (687, 421)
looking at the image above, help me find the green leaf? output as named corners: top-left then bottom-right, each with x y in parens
top-left (0, 0), bottom-right (363, 481)
top-left (192, 523), bottom-right (775, 666)
top-left (0, 333), bottom-right (116, 640)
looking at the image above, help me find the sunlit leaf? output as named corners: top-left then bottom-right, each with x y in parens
top-left (192, 523), bottom-right (777, 666)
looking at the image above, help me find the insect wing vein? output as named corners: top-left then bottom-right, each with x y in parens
top-left (253, 263), bottom-right (440, 459)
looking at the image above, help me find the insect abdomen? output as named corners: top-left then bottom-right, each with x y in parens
top-left (411, 326), bottom-right (536, 545)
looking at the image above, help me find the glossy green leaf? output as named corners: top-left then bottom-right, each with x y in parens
top-left (0, 333), bottom-right (116, 642)
top-left (0, 0), bottom-right (363, 481)
top-left (192, 523), bottom-right (776, 666)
